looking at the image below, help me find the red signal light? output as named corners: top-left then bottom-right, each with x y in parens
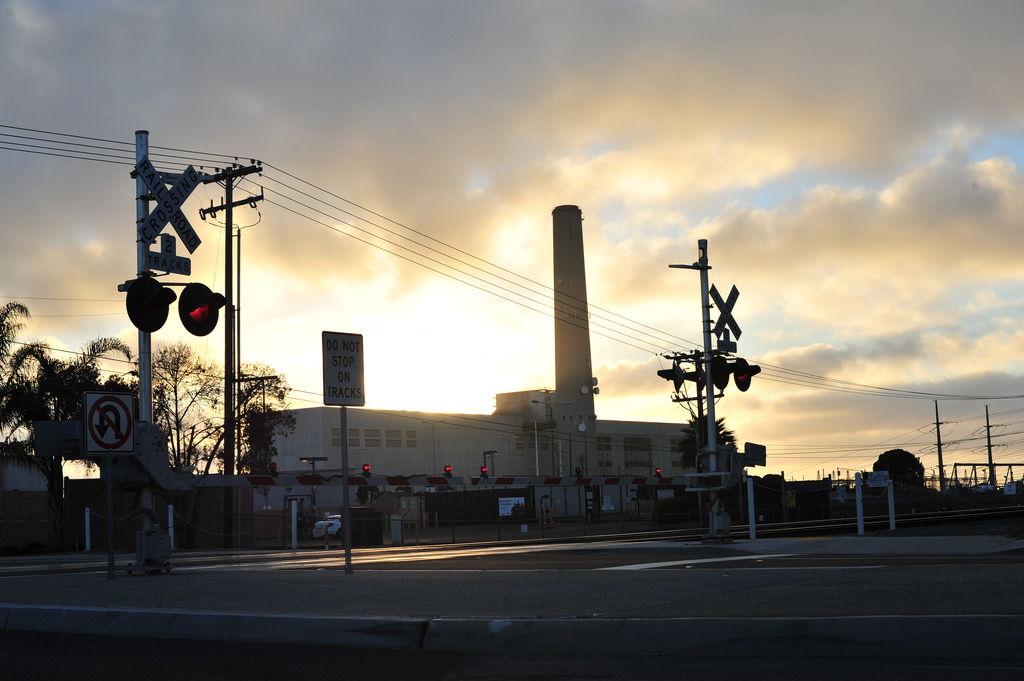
top-left (178, 283), bottom-right (225, 336)
top-left (188, 302), bottom-right (211, 323)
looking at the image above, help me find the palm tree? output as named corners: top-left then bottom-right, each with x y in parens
top-left (6, 334), bottom-right (132, 547)
top-left (0, 301), bottom-right (32, 453)
top-left (680, 416), bottom-right (736, 470)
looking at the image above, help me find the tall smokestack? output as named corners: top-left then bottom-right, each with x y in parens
top-left (552, 205), bottom-right (597, 474)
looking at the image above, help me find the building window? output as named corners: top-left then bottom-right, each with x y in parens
top-left (386, 429), bottom-right (402, 448)
top-left (406, 430), bottom-right (417, 448)
top-left (597, 436), bottom-right (612, 452)
top-left (333, 428), bottom-right (364, 448)
top-left (365, 429), bottom-right (381, 447)
top-left (623, 436), bottom-right (652, 472)
top-left (670, 437), bottom-right (688, 470)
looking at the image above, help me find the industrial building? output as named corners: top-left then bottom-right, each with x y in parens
top-left (263, 206), bottom-right (693, 516)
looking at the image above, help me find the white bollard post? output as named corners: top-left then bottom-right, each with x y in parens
top-left (168, 504), bottom-right (174, 548)
top-left (746, 475), bottom-right (756, 539)
top-left (85, 506), bottom-right (91, 553)
top-left (855, 472), bottom-right (864, 536)
top-left (291, 499), bottom-right (298, 549)
top-left (887, 479), bottom-right (896, 531)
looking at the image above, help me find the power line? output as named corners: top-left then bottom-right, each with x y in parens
top-left (4, 124), bottom-right (1024, 404)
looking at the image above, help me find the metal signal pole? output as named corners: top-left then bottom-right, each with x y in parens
top-left (135, 130), bottom-right (152, 423)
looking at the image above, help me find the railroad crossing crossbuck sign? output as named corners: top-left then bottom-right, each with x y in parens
top-left (84, 392), bottom-right (135, 454)
top-left (710, 284), bottom-right (741, 353)
top-left (135, 155), bottom-right (202, 253)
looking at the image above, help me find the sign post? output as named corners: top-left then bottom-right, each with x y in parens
top-left (84, 392), bottom-right (134, 580)
top-left (322, 332), bottom-right (365, 575)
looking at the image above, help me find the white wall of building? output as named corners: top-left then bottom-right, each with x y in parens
top-left (271, 393), bottom-right (693, 483)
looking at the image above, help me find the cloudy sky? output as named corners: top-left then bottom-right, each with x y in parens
top-left (4, 0), bottom-right (1024, 482)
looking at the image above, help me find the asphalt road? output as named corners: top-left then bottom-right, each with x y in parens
top-left (3, 531), bottom-right (1024, 675)
top-left (4, 630), bottom-right (1024, 681)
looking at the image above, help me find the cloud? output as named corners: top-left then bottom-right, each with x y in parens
top-left (9, 1), bottom-right (1024, 479)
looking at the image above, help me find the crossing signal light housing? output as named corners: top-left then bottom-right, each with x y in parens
top-left (125, 276), bottom-right (177, 332)
top-left (362, 463), bottom-right (371, 478)
top-left (575, 466), bottom-right (584, 481)
top-left (479, 465), bottom-right (488, 479)
top-left (732, 358), bottom-right (761, 391)
top-left (444, 464), bottom-right (452, 479)
top-left (269, 461), bottom-right (278, 478)
top-left (655, 467), bottom-right (662, 479)
top-left (656, 361), bottom-right (705, 392)
top-left (711, 355), bottom-right (762, 392)
top-left (178, 283), bottom-right (226, 336)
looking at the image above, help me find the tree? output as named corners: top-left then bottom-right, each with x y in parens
top-left (235, 362), bottom-right (295, 475)
top-left (0, 301), bottom-right (32, 455)
top-left (680, 416), bottom-right (735, 470)
top-left (6, 335), bottom-right (133, 548)
top-left (873, 448), bottom-right (925, 488)
top-left (152, 341), bottom-right (223, 473)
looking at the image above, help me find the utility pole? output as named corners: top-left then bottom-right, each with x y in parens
top-left (670, 240), bottom-right (730, 538)
top-left (200, 162), bottom-right (263, 548)
top-left (934, 401), bottom-right (945, 491)
top-left (985, 405), bottom-right (995, 488)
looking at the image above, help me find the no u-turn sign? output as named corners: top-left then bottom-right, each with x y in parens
top-left (84, 392), bottom-right (135, 453)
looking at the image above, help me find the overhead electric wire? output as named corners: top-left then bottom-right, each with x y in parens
top-left (4, 124), bottom-right (1024, 405)
top-left (258, 188), bottom-right (664, 355)
top-left (1, 125), bottom-right (697, 355)
top-left (255, 161), bottom-right (702, 352)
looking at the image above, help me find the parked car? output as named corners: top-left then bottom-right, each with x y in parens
top-left (312, 515), bottom-right (343, 539)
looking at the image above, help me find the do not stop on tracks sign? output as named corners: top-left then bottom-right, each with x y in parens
top-left (322, 331), bottom-right (365, 407)
top-left (84, 392), bottom-right (135, 453)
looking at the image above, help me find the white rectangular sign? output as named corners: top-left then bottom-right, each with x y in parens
top-left (145, 250), bottom-right (191, 275)
top-left (84, 392), bottom-right (135, 453)
top-left (868, 470), bottom-right (890, 488)
top-left (322, 331), bottom-right (365, 406)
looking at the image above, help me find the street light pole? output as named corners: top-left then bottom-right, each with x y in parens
top-left (300, 456), bottom-right (328, 517)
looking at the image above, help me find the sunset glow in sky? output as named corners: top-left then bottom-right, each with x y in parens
top-left (5, 1), bottom-right (1024, 481)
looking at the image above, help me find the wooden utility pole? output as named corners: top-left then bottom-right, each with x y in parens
top-left (201, 163), bottom-right (263, 547)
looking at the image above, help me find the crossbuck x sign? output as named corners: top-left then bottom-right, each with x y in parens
top-left (710, 284), bottom-right (740, 352)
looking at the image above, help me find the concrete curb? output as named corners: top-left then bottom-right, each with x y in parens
top-left (4, 604), bottom-right (1024, 659)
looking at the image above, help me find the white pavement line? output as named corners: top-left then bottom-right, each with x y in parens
top-left (598, 553), bottom-right (796, 570)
